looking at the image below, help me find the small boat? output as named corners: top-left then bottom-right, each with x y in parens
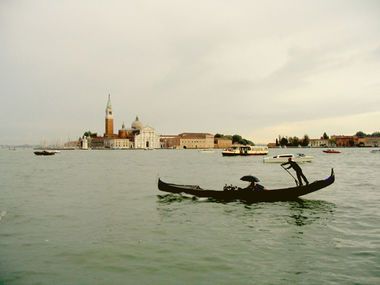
top-left (370, 149), bottom-right (380, 153)
top-left (222, 145), bottom-right (268, 156)
top-left (263, 153), bottom-right (313, 163)
top-left (158, 169), bottom-right (335, 203)
top-left (323, 149), bottom-right (341, 154)
top-left (34, 150), bottom-right (56, 156)
top-left (199, 149), bottom-right (215, 153)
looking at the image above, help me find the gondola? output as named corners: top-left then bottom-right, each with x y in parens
top-left (158, 169), bottom-right (335, 203)
top-left (34, 150), bottom-right (56, 156)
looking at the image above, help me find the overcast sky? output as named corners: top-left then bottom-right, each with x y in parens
top-left (1, 0), bottom-right (379, 145)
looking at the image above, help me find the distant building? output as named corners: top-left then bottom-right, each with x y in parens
top-left (160, 135), bottom-right (180, 149)
top-left (331, 135), bottom-right (356, 147)
top-left (93, 96), bottom-right (161, 149)
top-left (104, 138), bottom-right (131, 149)
top-left (356, 136), bottom-right (380, 147)
top-left (178, 133), bottom-right (214, 149)
top-left (134, 126), bottom-right (161, 149)
top-left (309, 138), bottom-right (335, 148)
top-left (214, 138), bottom-right (232, 149)
top-left (89, 136), bottom-right (105, 149)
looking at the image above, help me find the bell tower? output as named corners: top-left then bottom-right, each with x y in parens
top-left (105, 94), bottom-right (114, 137)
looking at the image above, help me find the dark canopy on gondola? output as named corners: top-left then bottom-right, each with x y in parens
top-left (240, 175), bottom-right (260, 182)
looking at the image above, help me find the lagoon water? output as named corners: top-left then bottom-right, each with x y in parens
top-left (0, 148), bottom-right (379, 284)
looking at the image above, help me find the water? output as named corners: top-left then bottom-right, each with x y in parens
top-left (0, 148), bottom-right (379, 285)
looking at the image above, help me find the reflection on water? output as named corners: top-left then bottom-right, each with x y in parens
top-left (287, 199), bottom-right (336, 226)
top-left (156, 194), bottom-right (336, 227)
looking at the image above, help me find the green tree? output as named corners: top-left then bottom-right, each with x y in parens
top-left (371, 132), bottom-right (380, 137)
top-left (232, 135), bottom-right (243, 144)
top-left (280, 137), bottom-right (288, 146)
top-left (290, 136), bottom-right (300, 146)
top-left (322, 132), bottom-right (329, 139)
top-left (301, 134), bottom-right (310, 146)
top-left (355, 131), bottom-right (366, 138)
top-left (83, 131), bottom-right (97, 138)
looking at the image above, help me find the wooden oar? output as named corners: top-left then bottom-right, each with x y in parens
top-left (281, 165), bottom-right (299, 186)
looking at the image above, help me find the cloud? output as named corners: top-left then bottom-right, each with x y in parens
top-left (1, 0), bottom-right (380, 144)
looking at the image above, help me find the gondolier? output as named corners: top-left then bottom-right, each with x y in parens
top-left (281, 158), bottom-right (309, 186)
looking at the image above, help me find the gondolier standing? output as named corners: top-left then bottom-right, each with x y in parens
top-left (281, 158), bottom-right (309, 186)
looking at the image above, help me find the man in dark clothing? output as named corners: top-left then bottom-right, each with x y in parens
top-left (244, 181), bottom-right (265, 191)
top-left (281, 158), bottom-right (309, 186)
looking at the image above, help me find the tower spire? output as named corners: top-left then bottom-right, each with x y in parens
top-left (105, 94), bottom-right (114, 137)
top-left (106, 94), bottom-right (112, 109)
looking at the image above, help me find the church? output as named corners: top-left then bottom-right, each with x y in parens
top-left (89, 95), bottom-right (160, 149)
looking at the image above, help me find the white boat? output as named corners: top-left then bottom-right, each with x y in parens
top-left (263, 153), bottom-right (313, 163)
top-left (199, 149), bottom-right (215, 153)
top-left (222, 145), bottom-right (269, 156)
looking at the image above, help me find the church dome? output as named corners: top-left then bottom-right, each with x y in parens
top-left (131, 116), bottom-right (143, 130)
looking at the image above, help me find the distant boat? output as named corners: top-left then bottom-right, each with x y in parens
top-left (222, 145), bottom-right (269, 156)
top-left (323, 149), bottom-right (341, 154)
top-left (370, 149), bottom-right (380, 153)
top-left (34, 150), bottom-right (56, 156)
top-left (263, 153), bottom-right (313, 163)
top-left (199, 149), bottom-right (214, 153)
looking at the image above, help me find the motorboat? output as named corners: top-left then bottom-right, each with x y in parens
top-left (323, 149), bottom-right (341, 154)
top-left (370, 149), bottom-right (380, 153)
top-left (222, 145), bottom-right (268, 156)
top-left (158, 169), bottom-right (334, 203)
top-left (263, 153), bottom-right (313, 163)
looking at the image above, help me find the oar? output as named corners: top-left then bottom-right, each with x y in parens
top-left (281, 165), bottom-right (299, 186)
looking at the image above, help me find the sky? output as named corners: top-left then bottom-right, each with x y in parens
top-left (1, 0), bottom-right (380, 145)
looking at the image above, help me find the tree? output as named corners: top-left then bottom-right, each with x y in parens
top-left (301, 134), bottom-right (310, 146)
top-left (280, 137), bottom-right (288, 146)
top-left (355, 131), bottom-right (366, 138)
top-left (322, 132), bottom-right (329, 139)
top-left (288, 136), bottom-right (300, 146)
top-left (214, 133), bottom-right (223, 138)
top-left (232, 135), bottom-right (242, 144)
top-left (371, 132), bottom-right (380, 137)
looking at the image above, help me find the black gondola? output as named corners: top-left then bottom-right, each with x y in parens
top-left (158, 169), bottom-right (335, 203)
top-left (34, 151), bottom-right (56, 156)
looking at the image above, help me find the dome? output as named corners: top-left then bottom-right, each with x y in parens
top-left (131, 116), bottom-right (143, 130)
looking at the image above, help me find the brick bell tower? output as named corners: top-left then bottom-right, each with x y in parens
top-left (105, 94), bottom-right (114, 137)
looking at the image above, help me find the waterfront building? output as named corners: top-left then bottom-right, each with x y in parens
top-left (160, 135), bottom-right (180, 149)
top-left (178, 133), bottom-right (214, 149)
top-left (104, 138), bottom-right (131, 149)
top-left (134, 126), bottom-right (161, 149)
top-left (89, 136), bottom-right (105, 149)
top-left (309, 138), bottom-right (335, 148)
top-left (356, 136), bottom-right (380, 147)
top-left (331, 135), bottom-right (356, 147)
top-left (214, 137), bottom-right (232, 149)
top-left (267, 143), bottom-right (277, 148)
top-left (97, 96), bottom-right (161, 149)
